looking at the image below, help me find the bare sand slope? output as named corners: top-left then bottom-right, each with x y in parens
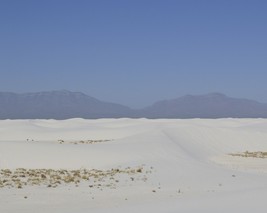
top-left (0, 119), bottom-right (267, 212)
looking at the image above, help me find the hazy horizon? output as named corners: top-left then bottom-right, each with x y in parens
top-left (1, 90), bottom-right (267, 112)
top-left (1, 0), bottom-right (266, 108)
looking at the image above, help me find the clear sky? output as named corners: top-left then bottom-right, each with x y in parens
top-left (0, 0), bottom-right (266, 108)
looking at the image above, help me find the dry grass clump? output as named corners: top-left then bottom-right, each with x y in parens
top-left (229, 151), bottom-right (267, 158)
top-left (57, 139), bottom-right (112, 145)
top-left (0, 166), bottom-right (148, 189)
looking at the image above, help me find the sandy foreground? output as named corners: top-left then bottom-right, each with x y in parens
top-left (0, 118), bottom-right (267, 213)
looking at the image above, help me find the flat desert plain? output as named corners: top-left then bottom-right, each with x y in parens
top-left (0, 118), bottom-right (267, 213)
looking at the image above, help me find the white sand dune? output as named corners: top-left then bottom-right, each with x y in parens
top-left (0, 118), bottom-right (267, 212)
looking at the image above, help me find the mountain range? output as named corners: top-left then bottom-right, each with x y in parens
top-left (0, 90), bottom-right (267, 119)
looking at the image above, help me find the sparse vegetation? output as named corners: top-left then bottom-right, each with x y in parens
top-left (229, 151), bottom-right (267, 158)
top-left (0, 166), bottom-right (149, 189)
top-left (57, 139), bottom-right (112, 145)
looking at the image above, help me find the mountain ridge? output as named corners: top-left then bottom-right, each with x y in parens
top-left (139, 92), bottom-right (267, 118)
top-left (0, 90), bottom-right (267, 119)
top-left (0, 90), bottom-right (132, 119)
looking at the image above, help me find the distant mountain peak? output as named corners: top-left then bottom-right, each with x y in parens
top-left (182, 93), bottom-right (227, 99)
top-left (140, 92), bottom-right (267, 118)
top-left (0, 90), bottom-right (132, 119)
top-left (203, 92), bottom-right (227, 97)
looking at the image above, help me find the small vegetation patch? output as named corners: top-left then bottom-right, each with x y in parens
top-left (229, 151), bottom-right (267, 158)
top-left (0, 166), bottom-right (150, 189)
top-left (58, 139), bottom-right (112, 145)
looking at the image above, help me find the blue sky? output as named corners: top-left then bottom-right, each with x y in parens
top-left (0, 0), bottom-right (266, 108)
